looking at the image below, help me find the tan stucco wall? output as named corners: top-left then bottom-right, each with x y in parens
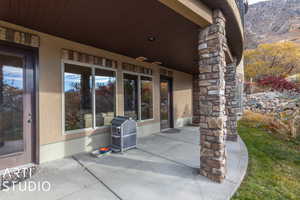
top-left (0, 21), bottom-right (193, 148)
top-left (173, 70), bottom-right (193, 122)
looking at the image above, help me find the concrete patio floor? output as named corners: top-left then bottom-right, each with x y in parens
top-left (0, 126), bottom-right (248, 200)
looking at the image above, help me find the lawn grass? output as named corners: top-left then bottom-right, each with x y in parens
top-left (232, 121), bottom-right (300, 200)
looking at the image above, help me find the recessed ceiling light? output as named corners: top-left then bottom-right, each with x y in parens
top-left (148, 36), bottom-right (156, 42)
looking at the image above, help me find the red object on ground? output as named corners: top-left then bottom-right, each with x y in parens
top-left (99, 147), bottom-right (110, 153)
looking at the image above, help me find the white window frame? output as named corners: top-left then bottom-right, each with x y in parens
top-left (61, 59), bottom-right (118, 135)
top-left (122, 70), bottom-right (154, 122)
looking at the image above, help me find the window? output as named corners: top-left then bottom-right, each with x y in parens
top-left (141, 76), bottom-right (153, 120)
top-left (95, 69), bottom-right (116, 127)
top-left (123, 74), bottom-right (139, 120)
top-left (64, 63), bottom-right (116, 132)
top-left (64, 64), bottom-right (92, 131)
top-left (123, 73), bottom-right (153, 121)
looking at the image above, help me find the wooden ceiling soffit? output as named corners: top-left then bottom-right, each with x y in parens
top-left (158, 0), bottom-right (213, 27)
top-left (0, 26), bottom-right (40, 47)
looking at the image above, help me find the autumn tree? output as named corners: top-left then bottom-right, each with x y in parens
top-left (244, 42), bottom-right (300, 81)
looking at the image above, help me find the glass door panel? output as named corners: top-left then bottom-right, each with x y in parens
top-left (0, 54), bottom-right (24, 156)
top-left (160, 80), bottom-right (170, 130)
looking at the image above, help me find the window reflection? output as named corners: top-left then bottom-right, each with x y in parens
top-left (124, 74), bottom-right (139, 120)
top-left (160, 81), bottom-right (170, 129)
top-left (95, 69), bottom-right (116, 126)
top-left (64, 64), bottom-right (92, 131)
top-left (0, 54), bottom-right (24, 155)
top-left (141, 76), bottom-right (153, 120)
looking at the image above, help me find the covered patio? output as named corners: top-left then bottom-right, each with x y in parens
top-left (0, 0), bottom-right (245, 184)
top-left (0, 127), bottom-right (248, 200)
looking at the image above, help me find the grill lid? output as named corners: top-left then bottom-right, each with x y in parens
top-left (111, 116), bottom-right (130, 126)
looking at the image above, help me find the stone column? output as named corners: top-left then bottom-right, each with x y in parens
top-left (236, 58), bottom-right (245, 117)
top-left (192, 74), bottom-right (200, 125)
top-left (225, 60), bottom-right (239, 141)
top-left (198, 10), bottom-right (227, 183)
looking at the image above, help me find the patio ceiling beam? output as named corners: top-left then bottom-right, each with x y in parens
top-left (158, 0), bottom-right (213, 27)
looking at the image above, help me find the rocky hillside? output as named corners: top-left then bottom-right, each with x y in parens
top-left (246, 0), bottom-right (300, 49)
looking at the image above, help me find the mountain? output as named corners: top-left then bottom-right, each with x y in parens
top-left (245, 0), bottom-right (300, 49)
